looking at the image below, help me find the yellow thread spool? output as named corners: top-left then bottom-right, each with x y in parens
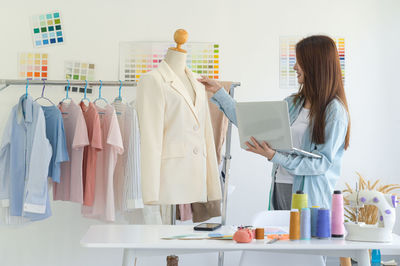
top-left (291, 190), bottom-right (308, 211)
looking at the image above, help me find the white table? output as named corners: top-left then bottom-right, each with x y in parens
top-left (81, 225), bottom-right (400, 266)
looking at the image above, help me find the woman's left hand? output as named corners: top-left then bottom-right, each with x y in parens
top-left (245, 137), bottom-right (276, 160)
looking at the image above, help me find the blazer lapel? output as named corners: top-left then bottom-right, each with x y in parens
top-left (158, 61), bottom-right (199, 122)
top-left (185, 67), bottom-right (203, 110)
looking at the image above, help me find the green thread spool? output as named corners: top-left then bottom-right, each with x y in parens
top-left (291, 190), bottom-right (308, 211)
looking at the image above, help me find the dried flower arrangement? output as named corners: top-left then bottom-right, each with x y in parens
top-left (343, 172), bottom-right (400, 224)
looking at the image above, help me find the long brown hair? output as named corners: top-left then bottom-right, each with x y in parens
top-left (294, 35), bottom-right (350, 149)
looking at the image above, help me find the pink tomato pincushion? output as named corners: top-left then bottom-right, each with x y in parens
top-left (233, 229), bottom-right (253, 243)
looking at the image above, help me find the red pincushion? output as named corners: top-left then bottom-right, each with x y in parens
top-left (233, 229), bottom-right (253, 243)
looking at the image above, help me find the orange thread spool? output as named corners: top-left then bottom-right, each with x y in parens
top-left (255, 228), bottom-right (264, 240)
top-left (289, 209), bottom-right (300, 240)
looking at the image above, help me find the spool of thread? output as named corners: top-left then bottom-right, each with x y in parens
top-left (289, 209), bottom-right (300, 240)
top-left (166, 255), bottom-right (179, 266)
top-left (255, 228), bottom-right (264, 240)
top-left (316, 208), bottom-right (331, 238)
top-left (291, 190), bottom-right (308, 211)
top-left (300, 208), bottom-right (311, 240)
top-left (311, 206), bottom-right (320, 237)
top-left (331, 190), bottom-right (345, 238)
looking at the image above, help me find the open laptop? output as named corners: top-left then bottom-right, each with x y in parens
top-left (235, 101), bottom-right (321, 159)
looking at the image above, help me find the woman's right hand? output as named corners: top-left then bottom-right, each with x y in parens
top-left (197, 76), bottom-right (222, 94)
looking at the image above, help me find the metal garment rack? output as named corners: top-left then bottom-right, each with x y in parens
top-left (0, 78), bottom-right (239, 266)
top-left (0, 79), bottom-right (137, 91)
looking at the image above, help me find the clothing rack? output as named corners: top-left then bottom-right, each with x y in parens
top-left (0, 79), bottom-right (137, 91)
top-left (0, 78), bottom-right (240, 266)
top-left (0, 79), bottom-right (241, 91)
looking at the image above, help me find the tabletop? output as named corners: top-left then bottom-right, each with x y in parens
top-left (81, 225), bottom-right (400, 251)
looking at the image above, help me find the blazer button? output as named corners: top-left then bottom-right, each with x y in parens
top-left (193, 125), bottom-right (199, 131)
top-left (193, 147), bottom-right (199, 155)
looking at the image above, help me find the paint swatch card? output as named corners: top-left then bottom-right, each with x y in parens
top-left (18, 52), bottom-right (48, 80)
top-left (64, 61), bottom-right (95, 93)
top-left (336, 38), bottom-right (345, 82)
top-left (279, 36), bottom-right (345, 90)
top-left (119, 42), bottom-right (220, 82)
top-left (279, 37), bottom-right (298, 90)
top-left (31, 11), bottom-right (64, 48)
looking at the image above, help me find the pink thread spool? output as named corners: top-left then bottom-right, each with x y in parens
top-left (331, 190), bottom-right (344, 238)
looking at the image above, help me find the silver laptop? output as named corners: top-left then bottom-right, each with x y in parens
top-left (235, 101), bottom-right (321, 159)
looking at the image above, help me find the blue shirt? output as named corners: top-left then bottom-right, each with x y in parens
top-left (211, 88), bottom-right (349, 209)
top-left (0, 95), bottom-right (52, 222)
top-left (41, 105), bottom-right (69, 183)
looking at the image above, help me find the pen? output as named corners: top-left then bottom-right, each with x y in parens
top-left (266, 238), bottom-right (279, 244)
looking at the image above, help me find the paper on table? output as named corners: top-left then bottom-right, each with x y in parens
top-left (208, 233), bottom-right (233, 240)
top-left (161, 234), bottom-right (209, 240)
top-left (264, 227), bottom-right (288, 235)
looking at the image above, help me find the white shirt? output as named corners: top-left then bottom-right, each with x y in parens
top-left (275, 107), bottom-right (310, 184)
top-left (113, 101), bottom-right (144, 214)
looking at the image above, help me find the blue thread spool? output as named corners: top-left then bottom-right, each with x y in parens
top-left (316, 208), bottom-right (331, 238)
top-left (300, 207), bottom-right (311, 240)
top-left (311, 206), bottom-right (320, 237)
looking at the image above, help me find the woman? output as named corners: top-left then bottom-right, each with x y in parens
top-left (198, 35), bottom-right (350, 210)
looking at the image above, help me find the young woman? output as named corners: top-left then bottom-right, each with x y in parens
top-left (198, 35), bottom-right (350, 210)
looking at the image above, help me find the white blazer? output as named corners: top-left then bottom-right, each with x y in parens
top-left (136, 61), bottom-right (221, 205)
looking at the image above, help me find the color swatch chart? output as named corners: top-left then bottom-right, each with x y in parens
top-left (64, 61), bottom-right (95, 93)
top-left (279, 36), bottom-right (346, 90)
top-left (31, 11), bottom-right (64, 48)
top-left (119, 42), bottom-right (220, 82)
top-left (279, 37), bottom-right (298, 90)
top-left (18, 52), bottom-right (48, 80)
top-left (336, 38), bottom-right (345, 83)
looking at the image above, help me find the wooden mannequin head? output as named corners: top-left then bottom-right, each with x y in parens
top-left (169, 29), bottom-right (188, 53)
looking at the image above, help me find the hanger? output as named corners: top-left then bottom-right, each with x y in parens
top-left (34, 79), bottom-right (55, 106)
top-left (60, 80), bottom-right (72, 115)
top-left (94, 80), bottom-right (108, 105)
top-left (114, 80), bottom-right (123, 102)
top-left (113, 80), bottom-right (123, 115)
top-left (61, 79), bottom-right (72, 103)
top-left (80, 80), bottom-right (90, 105)
top-left (25, 78), bottom-right (29, 98)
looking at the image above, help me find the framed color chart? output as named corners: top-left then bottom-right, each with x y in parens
top-left (31, 11), bottom-right (64, 48)
top-left (119, 42), bottom-right (220, 82)
top-left (279, 36), bottom-right (346, 90)
top-left (18, 52), bottom-right (48, 80)
top-left (64, 61), bottom-right (95, 93)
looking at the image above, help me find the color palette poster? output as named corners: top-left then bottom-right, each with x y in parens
top-left (279, 36), bottom-right (345, 90)
top-left (64, 61), bottom-right (95, 93)
top-left (119, 42), bottom-right (220, 82)
top-left (31, 11), bottom-right (64, 48)
top-left (18, 52), bottom-right (48, 80)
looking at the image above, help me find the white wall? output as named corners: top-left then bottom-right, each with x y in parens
top-left (0, 0), bottom-right (399, 265)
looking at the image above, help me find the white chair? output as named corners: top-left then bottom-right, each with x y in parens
top-left (238, 210), bottom-right (326, 266)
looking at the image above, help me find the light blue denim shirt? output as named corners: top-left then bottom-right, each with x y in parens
top-left (41, 105), bottom-right (69, 183)
top-left (211, 88), bottom-right (349, 209)
top-left (0, 95), bottom-right (52, 222)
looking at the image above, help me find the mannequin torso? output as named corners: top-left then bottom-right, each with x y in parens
top-left (164, 49), bottom-right (196, 104)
